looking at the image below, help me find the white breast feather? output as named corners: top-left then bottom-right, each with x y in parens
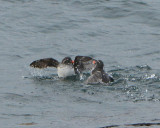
top-left (57, 65), bottom-right (75, 78)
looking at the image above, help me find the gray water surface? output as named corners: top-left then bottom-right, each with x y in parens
top-left (0, 0), bottom-right (160, 128)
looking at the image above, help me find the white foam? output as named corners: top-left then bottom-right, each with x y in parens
top-left (146, 74), bottom-right (156, 79)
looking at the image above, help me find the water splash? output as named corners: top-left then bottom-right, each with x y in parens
top-left (26, 64), bottom-right (160, 102)
top-left (109, 65), bottom-right (160, 102)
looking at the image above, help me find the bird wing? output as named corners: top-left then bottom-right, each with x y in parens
top-left (74, 56), bottom-right (95, 74)
top-left (30, 58), bottom-right (59, 68)
top-left (75, 56), bottom-right (93, 62)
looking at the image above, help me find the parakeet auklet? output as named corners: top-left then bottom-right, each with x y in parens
top-left (30, 57), bottom-right (75, 78)
top-left (73, 56), bottom-right (97, 79)
top-left (30, 56), bottom-right (96, 78)
top-left (86, 60), bottom-right (114, 85)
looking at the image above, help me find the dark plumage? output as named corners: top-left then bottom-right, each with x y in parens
top-left (30, 56), bottom-right (96, 78)
top-left (30, 57), bottom-right (74, 78)
top-left (30, 58), bottom-right (59, 68)
top-left (74, 56), bottom-right (96, 74)
top-left (86, 60), bottom-right (114, 85)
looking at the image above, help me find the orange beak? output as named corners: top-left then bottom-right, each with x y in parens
top-left (92, 60), bottom-right (96, 64)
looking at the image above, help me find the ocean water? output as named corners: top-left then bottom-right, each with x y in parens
top-left (0, 0), bottom-right (160, 128)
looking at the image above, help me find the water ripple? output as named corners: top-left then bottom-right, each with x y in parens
top-left (26, 64), bottom-right (160, 102)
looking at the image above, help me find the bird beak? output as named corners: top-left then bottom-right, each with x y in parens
top-left (92, 60), bottom-right (96, 64)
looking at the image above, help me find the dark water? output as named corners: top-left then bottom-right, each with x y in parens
top-left (1, 0), bottom-right (160, 128)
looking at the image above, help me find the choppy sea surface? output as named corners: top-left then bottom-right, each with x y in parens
top-left (0, 0), bottom-right (160, 128)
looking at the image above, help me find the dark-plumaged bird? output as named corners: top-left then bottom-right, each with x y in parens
top-left (30, 56), bottom-right (97, 78)
top-left (30, 57), bottom-right (75, 78)
top-left (86, 60), bottom-right (114, 85)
